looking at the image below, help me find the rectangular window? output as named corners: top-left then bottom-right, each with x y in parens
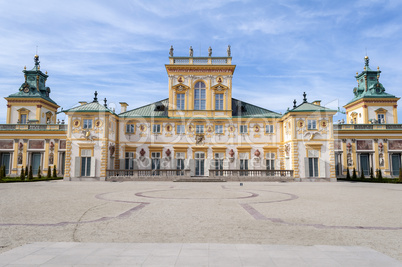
top-left (377, 114), bottom-right (385, 124)
top-left (240, 125), bottom-right (248, 134)
top-left (151, 152), bottom-right (161, 175)
top-left (83, 119), bottom-right (92, 129)
top-left (176, 124), bottom-right (185, 134)
top-left (215, 94), bottom-right (223, 110)
top-left (240, 159), bottom-right (248, 176)
top-left (196, 125), bottom-right (204, 134)
top-left (177, 93), bottom-right (185, 110)
top-left (125, 152), bottom-right (135, 170)
top-left (215, 153), bottom-right (224, 176)
top-left (152, 124), bottom-right (161, 133)
top-left (266, 153), bottom-right (275, 170)
top-left (20, 114), bottom-right (27, 124)
top-left (215, 125), bottom-right (223, 134)
top-left (265, 124), bottom-right (274, 133)
top-left (126, 124), bottom-right (135, 133)
top-left (176, 152), bottom-right (185, 176)
top-left (307, 120), bottom-right (316, 130)
top-left (308, 150), bottom-right (319, 177)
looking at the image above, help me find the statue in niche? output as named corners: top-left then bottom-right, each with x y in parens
top-left (17, 153), bottom-right (23, 165)
top-left (109, 144), bottom-right (115, 157)
top-left (379, 153), bottom-right (384, 167)
top-left (49, 153), bottom-right (54, 165)
top-left (347, 153), bottom-right (353, 166)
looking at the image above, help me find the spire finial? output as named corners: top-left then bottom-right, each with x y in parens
top-left (34, 54), bottom-right (40, 69)
top-left (104, 98), bottom-right (107, 107)
top-left (293, 99), bottom-right (297, 108)
top-left (93, 91), bottom-right (98, 103)
top-left (364, 55), bottom-right (369, 67)
top-left (303, 92), bottom-right (307, 103)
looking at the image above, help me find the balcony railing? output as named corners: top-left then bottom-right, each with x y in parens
top-left (209, 169), bottom-right (294, 178)
top-left (334, 124), bottom-right (402, 130)
top-left (170, 57), bottom-right (231, 65)
top-left (0, 124), bottom-right (68, 131)
top-left (107, 169), bottom-right (190, 178)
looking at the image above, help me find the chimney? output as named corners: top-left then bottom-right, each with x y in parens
top-left (120, 102), bottom-right (128, 113)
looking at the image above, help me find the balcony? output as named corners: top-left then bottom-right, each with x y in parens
top-left (169, 57), bottom-right (232, 65)
top-left (334, 124), bottom-right (402, 130)
top-left (0, 124), bottom-right (68, 131)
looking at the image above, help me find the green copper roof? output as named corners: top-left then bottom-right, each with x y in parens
top-left (120, 99), bottom-right (169, 118)
top-left (231, 98), bottom-right (281, 118)
top-left (119, 98), bottom-right (281, 118)
top-left (286, 102), bottom-right (336, 114)
top-left (7, 89), bottom-right (58, 105)
top-left (63, 101), bottom-right (114, 113)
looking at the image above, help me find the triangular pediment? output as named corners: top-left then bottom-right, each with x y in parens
top-left (375, 108), bottom-right (387, 113)
top-left (172, 83), bottom-right (190, 92)
top-left (211, 83), bottom-right (229, 91)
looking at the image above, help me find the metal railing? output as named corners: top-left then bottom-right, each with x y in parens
top-left (209, 169), bottom-right (294, 177)
top-left (334, 124), bottom-right (402, 130)
top-left (106, 169), bottom-right (190, 177)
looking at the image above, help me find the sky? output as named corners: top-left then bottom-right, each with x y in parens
top-left (1, 0), bottom-right (402, 123)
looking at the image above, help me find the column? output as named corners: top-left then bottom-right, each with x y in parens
top-left (36, 105), bottom-right (42, 122)
top-left (12, 139), bottom-right (19, 175)
top-left (6, 105), bottom-right (11, 124)
top-left (373, 139), bottom-right (379, 171)
top-left (22, 139), bottom-right (28, 167)
top-left (44, 139), bottom-right (50, 171)
top-left (54, 139), bottom-right (59, 170)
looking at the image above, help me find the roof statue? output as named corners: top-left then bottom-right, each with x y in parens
top-left (227, 45), bottom-right (231, 57)
top-left (208, 46), bottom-right (212, 57)
top-left (93, 91), bottom-right (98, 103)
top-left (303, 92), bottom-right (307, 103)
top-left (189, 46), bottom-right (193, 57)
top-left (365, 55), bottom-right (369, 67)
top-left (169, 45), bottom-right (174, 57)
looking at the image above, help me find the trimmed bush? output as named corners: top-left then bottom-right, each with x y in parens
top-left (53, 165), bottom-right (57, 178)
top-left (0, 165), bottom-right (4, 179)
top-left (377, 169), bottom-right (383, 180)
top-left (370, 167), bottom-right (374, 179)
top-left (346, 167), bottom-right (351, 180)
top-left (360, 170), bottom-right (365, 180)
top-left (47, 166), bottom-right (51, 178)
top-left (352, 168), bottom-right (357, 179)
top-left (399, 168), bottom-right (402, 182)
top-left (25, 166), bottom-right (28, 177)
top-left (28, 165), bottom-right (33, 180)
top-left (20, 167), bottom-right (25, 180)
top-left (37, 165), bottom-right (42, 179)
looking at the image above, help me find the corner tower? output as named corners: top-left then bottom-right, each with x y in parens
top-left (344, 56), bottom-right (399, 124)
top-left (165, 46), bottom-right (236, 118)
top-left (5, 55), bottom-right (59, 124)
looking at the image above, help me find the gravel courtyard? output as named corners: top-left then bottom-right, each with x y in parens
top-left (0, 181), bottom-right (401, 261)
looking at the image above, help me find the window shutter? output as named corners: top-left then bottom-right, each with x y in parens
top-left (304, 157), bottom-right (309, 178)
top-left (74, 157), bottom-right (81, 177)
top-left (90, 158), bottom-right (96, 177)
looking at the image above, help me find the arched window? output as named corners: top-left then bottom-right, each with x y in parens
top-left (194, 81), bottom-right (206, 110)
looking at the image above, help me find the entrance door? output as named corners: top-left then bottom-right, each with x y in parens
top-left (195, 152), bottom-right (205, 176)
top-left (391, 154), bottom-right (401, 176)
top-left (31, 153), bottom-right (41, 175)
top-left (151, 152), bottom-right (161, 176)
top-left (60, 152), bottom-right (65, 175)
top-left (335, 153), bottom-right (342, 176)
top-left (0, 153), bottom-right (11, 175)
top-left (360, 154), bottom-right (370, 176)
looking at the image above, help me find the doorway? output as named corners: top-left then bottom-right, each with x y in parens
top-left (391, 154), bottom-right (401, 176)
top-left (31, 153), bottom-right (42, 175)
top-left (360, 154), bottom-right (370, 176)
top-left (0, 153), bottom-right (11, 175)
top-left (195, 152), bottom-right (205, 176)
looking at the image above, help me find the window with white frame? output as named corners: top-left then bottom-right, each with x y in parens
top-left (194, 81), bottom-right (206, 110)
top-left (239, 125), bottom-right (248, 134)
top-left (308, 149), bottom-right (319, 177)
top-left (377, 114), bottom-right (385, 124)
top-left (125, 152), bottom-right (135, 169)
top-left (196, 125), bottom-right (204, 134)
top-left (83, 119), bottom-right (92, 129)
top-left (265, 124), bottom-right (274, 133)
top-left (307, 120), bottom-right (316, 130)
top-left (176, 124), bottom-right (185, 134)
top-left (126, 124), bottom-right (135, 133)
top-left (176, 152), bottom-right (185, 175)
top-left (20, 114), bottom-right (27, 124)
top-left (177, 93), bottom-right (185, 110)
top-left (152, 124), bottom-right (161, 133)
top-left (81, 149), bottom-right (92, 176)
top-left (215, 125), bottom-right (223, 134)
top-left (266, 152), bottom-right (275, 170)
top-left (215, 94), bottom-right (223, 110)
top-left (239, 153), bottom-right (249, 176)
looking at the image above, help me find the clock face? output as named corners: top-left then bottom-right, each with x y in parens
top-left (376, 88), bottom-right (381, 94)
top-left (23, 87), bottom-right (29, 93)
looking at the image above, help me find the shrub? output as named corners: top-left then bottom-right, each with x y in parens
top-left (370, 167), bottom-right (374, 179)
top-left (28, 165), bottom-right (33, 180)
top-left (20, 167), bottom-right (25, 180)
top-left (346, 167), bottom-right (350, 180)
top-left (25, 166), bottom-right (28, 177)
top-left (37, 165), bottom-right (42, 179)
top-left (47, 166), bottom-right (51, 178)
top-left (360, 170), bottom-right (365, 180)
top-left (352, 168), bottom-right (357, 180)
top-left (0, 165), bottom-right (4, 179)
top-left (53, 165), bottom-right (57, 178)
top-left (399, 168), bottom-right (402, 182)
top-left (377, 169), bottom-right (383, 180)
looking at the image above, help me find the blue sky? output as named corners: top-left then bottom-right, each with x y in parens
top-left (1, 0), bottom-right (402, 123)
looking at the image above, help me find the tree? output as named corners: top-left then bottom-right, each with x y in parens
top-left (47, 166), bottom-right (51, 178)
top-left (25, 166), bottom-right (28, 177)
top-left (37, 165), bottom-right (42, 179)
top-left (28, 165), bottom-right (33, 180)
top-left (20, 167), bottom-right (25, 180)
top-left (0, 165), bottom-right (4, 180)
top-left (370, 167), bottom-right (374, 179)
top-left (352, 168), bottom-right (357, 180)
top-left (346, 167), bottom-right (351, 180)
top-left (53, 165), bottom-right (57, 178)
top-left (376, 169), bottom-right (383, 180)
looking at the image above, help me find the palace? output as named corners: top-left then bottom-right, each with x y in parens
top-left (0, 48), bottom-right (401, 181)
